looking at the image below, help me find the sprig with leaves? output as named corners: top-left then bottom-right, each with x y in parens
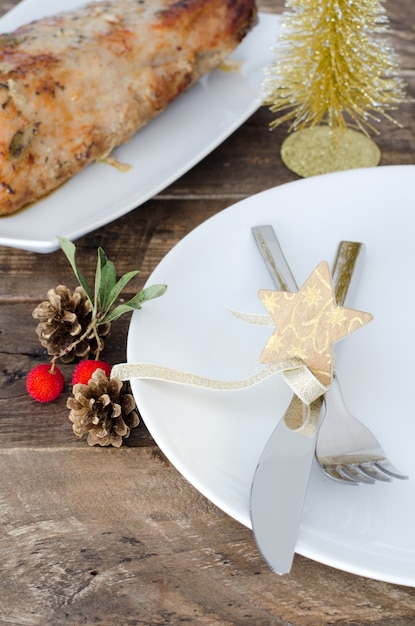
top-left (57, 236), bottom-right (166, 360)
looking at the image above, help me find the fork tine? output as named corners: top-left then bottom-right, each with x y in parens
top-left (321, 465), bottom-right (358, 484)
top-left (338, 465), bottom-right (376, 484)
top-left (374, 461), bottom-right (408, 480)
top-left (321, 460), bottom-right (407, 485)
top-left (357, 463), bottom-right (392, 483)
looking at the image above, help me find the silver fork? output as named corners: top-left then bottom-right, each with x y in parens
top-left (252, 225), bottom-right (408, 485)
top-left (317, 376), bottom-right (408, 483)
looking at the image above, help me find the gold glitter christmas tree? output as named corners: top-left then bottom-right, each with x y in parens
top-left (263, 0), bottom-right (406, 177)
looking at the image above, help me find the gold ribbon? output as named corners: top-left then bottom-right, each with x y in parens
top-left (227, 307), bottom-right (275, 326)
top-left (111, 357), bottom-right (327, 437)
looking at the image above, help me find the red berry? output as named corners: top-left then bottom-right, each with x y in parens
top-left (72, 360), bottom-right (112, 385)
top-left (26, 364), bottom-right (65, 403)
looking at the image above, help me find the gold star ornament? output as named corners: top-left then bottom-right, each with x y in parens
top-left (259, 261), bottom-right (373, 386)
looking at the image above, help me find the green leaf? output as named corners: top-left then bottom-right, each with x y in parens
top-left (93, 248), bottom-right (104, 316)
top-left (93, 247), bottom-right (116, 314)
top-left (99, 256), bottom-right (117, 311)
top-left (100, 283), bottom-right (167, 324)
top-left (57, 236), bottom-right (93, 303)
top-left (101, 270), bottom-right (140, 317)
top-left (126, 284), bottom-right (167, 307)
top-left (99, 302), bottom-right (137, 324)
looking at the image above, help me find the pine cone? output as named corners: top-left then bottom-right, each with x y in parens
top-left (67, 368), bottom-right (140, 447)
top-left (32, 285), bottom-right (111, 363)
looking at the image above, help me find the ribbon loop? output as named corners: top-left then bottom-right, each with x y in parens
top-left (283, 394), bottom-right (323, 438)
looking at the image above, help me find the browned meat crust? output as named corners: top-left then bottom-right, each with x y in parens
top-left (0, 0), bottom-right (257, 215)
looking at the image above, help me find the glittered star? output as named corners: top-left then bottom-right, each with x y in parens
top-left (259, 261), bottom-right (373, 385)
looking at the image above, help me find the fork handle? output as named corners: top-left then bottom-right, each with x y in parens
top-left (332, 241), bottom-right (365, 306)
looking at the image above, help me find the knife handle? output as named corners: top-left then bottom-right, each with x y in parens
top-left (252, 225), bottom-right (298, 292)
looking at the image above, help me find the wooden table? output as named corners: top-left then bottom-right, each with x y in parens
top-left (1, 1), bottom-right (414, 624)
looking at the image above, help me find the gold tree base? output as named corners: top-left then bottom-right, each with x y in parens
top-left (281, 126), bottom-right (381, 178)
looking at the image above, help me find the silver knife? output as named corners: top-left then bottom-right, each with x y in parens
top-left (250, 225), bottom-right (364, 574)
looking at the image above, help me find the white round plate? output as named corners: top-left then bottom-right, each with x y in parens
top-left (128, 165), bottom-right (415, 586)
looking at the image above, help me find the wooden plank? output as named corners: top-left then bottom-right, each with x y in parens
top-left (0, 1), bottom-right (15, 15)
top-left (1, 446), bottom-right (415, 626)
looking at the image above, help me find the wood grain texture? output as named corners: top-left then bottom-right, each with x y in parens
top-left (0, 0), bottom-right (415, 624)
top-left (2, 447), bottom-right (415, 626)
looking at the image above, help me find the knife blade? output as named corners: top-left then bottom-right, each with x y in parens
top-left (250, 225), bottom-right (364, 574)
